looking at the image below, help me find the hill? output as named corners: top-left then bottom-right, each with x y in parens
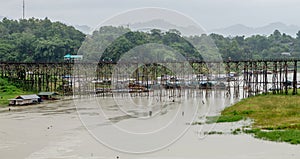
top-left (0, 18), bottom-right (85, 62)
top-left (80, 26), bottom-right (300, 62)
top-left (74, 24), bottom-right (93, 34)
top-left (209, 22), bottom-right (300, 37)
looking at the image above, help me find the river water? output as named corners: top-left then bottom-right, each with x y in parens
top-left (0, 90), bottom-right (299, 159)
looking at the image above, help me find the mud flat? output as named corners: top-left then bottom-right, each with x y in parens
top-left (0, 96), bottom-right (299, 159)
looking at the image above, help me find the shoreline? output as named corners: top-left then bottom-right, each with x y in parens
top-left (0, 96), bottom-right (74, 112)
top-left (0, 95), bottom-right (299, 159)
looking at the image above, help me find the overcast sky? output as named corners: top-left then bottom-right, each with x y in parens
top-left (1, 0), bottom-right (300, 30)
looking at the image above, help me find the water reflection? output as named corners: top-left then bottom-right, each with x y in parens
top-left (74, 88), bottom-right (242, 153)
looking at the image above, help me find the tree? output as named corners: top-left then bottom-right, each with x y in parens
top-left (0, 18), bottom-right (85, 62)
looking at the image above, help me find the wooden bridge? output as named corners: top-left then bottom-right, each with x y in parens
top-left (0, 59), bottom-right (298, 97)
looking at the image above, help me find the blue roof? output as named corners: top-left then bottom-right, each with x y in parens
top-left (64, 54), bottom-right (72, 58)
top-left (64, 54), bottom-right (83, 59)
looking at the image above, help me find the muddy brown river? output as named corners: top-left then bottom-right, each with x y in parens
top-left (0, 91), bottom-right (299, 159)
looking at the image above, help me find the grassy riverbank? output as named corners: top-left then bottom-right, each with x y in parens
top-left (0, 78), bottom-right (35, 106)
top-left (219, 92), bottom-right (300, 144)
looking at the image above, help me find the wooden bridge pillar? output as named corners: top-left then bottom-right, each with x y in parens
top-left (272, 61), bottom-right (278, 94)
top-left (293, 60), bottom-right (297, 95)
top-left (284, 61), bottom-right (288, 95)
top-left (225, 61), bottom-right (231, 96)
top-left (263, 61), bottom-right (268, 94)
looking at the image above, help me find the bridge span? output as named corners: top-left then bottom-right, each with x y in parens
top-left (0, 60), bottom-right (298, 98)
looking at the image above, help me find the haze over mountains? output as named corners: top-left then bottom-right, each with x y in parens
top-left (1, 15), bottom-right (299, 37)
top-left (73, 20), bottom-right (300, 37)
top-left (74, 25), bottom-right (93, 34)
top-left (208, 22), bottom-right (300, 37)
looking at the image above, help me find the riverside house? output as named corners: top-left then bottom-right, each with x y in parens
top-left (38, 92), bottom-right (59, 100)
top-left (9, 94), bottom-right (41, 106)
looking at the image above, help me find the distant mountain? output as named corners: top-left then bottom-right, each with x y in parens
top-left (73, 21), bottom-right (300, 37)
top-left (73, 19), bottom-right (204, 36)
top-left (74, 25), bottom-right (93, 34)
top-left (128, 19), bottom-right (204, 36)
top-left (209, 22), bottom-right (300, 37)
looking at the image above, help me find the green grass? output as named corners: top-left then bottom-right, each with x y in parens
top-left (221, 94), bottom-right (300, 130)
top-left (244, 129), bottom-right (300, 145)
top-left (232, 128), bottom-right (242, 135)
top-left (219, 92), bottom-right (300, 144)
top-left (216, 114), bottom-right (244, 123)
top-left (0, 78), bottom-right (35, 106)
top-left (204, 115), bottom-right (244, 124)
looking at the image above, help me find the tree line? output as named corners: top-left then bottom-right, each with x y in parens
top-left (83, 26), bottom-right (300, 62)
top-left (0, 18), bottom-right (85, 62)
top-left (210, 30), bottom-right (300, 61)
top-left (1, 18), bottom-right (300, 63)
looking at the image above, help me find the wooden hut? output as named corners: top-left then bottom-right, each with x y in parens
top-left (9, 94), bottom-right (41, 106)
top-left (38, 92), bottom-right (59, 100)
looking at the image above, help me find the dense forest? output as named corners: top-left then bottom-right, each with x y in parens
top-left (81, 26), bottom-right (300, 62)
top-left (210, 30), bottom-right (300, 60)
top-left (1, 18), bottom-right (300, 62)
top-left (0, 18), bottom-right (85, 62)
top-left (82, 27), bottom-right (204, 62)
